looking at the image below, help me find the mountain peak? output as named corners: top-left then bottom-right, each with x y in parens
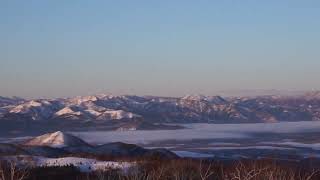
top-left (24, 131), bottom-right (90, 148)
top-left (181, 94), bottom-right (208, 101)
top-left (55, 107), bottom-right (82, 117)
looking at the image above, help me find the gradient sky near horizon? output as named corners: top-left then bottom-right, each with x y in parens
top-left (1, 0), bottom-right (320, 98)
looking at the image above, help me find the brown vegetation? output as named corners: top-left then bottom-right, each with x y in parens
top-left (0, 160), bottom-right (29, 180)
top-left (1, 158), bottom-right (320, 180)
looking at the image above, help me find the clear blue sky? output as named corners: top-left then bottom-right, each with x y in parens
top-left (1, 0), bottom-right (320, 98)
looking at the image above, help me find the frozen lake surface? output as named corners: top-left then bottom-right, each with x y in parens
top-left (70, 121), bottom-right (320, 159)
top-left (71, 121), bottom-right (320, 145)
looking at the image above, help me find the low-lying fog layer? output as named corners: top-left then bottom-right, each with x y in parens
top-left (71, 121), bottom-right (320, 145)
top-left (2, 121), bottom-right (320, 158)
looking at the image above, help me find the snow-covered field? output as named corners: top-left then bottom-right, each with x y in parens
top-left (2, 156), bottom-right (134, 173)
top-left (36, 157), bottom-right (134, 173)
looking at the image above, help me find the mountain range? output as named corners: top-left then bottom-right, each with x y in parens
top-left (0, 131), bottom-right (178, 159)
top-left (1, 92), bottom-right (320, 135)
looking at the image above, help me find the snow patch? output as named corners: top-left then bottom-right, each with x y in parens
top-left (55, 107), bottom-right (82, 117)
top-left (36, 157), bottom-right (133, 172)
top-left (97, 110), bottom-right (140, 120)
top-left (2, 156), bottom-right (134, 173)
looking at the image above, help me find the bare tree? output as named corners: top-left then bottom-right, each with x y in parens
top-left (299, 169), bottom-right (320, 180)
top-left (0, 160), bottom-right (29, 180)
top-left (230, 161), bottom-right (268, 180)
top-left (199, 160), bottom-right (215, 180)
top-left (0, 161), bottom-right (5, 180)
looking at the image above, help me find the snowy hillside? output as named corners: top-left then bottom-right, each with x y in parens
top-left (24, 131), bottom-right (90, 148)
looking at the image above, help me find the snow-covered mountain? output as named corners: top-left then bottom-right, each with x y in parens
top-left (8, 100), bottom-right (63, 120)
top-left (24, 131), bottom-right (90, 148)
top-left (96, 110), bottom-right (141, 120)
top-left (2, 96), bottom-right (141, 122)
top-left (0, 96), bottom-right (24, 107)
top-left (54, 106), bottom-right (83, 117)
top-left (1, 93), bottom-right (320, 133)
top-left (304, 91), bottom-right (320, 100)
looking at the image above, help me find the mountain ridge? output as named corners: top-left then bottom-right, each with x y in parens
top-left (0, 131), bottom-right (178, 159)
top-left (1, 93), bottom-right (320, 134)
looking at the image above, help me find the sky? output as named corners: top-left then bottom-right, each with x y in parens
top-left (1, 0), bottom-right (320, 98)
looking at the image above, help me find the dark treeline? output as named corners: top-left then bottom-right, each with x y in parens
top-left (2, 157), bottom-right (320, 180)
